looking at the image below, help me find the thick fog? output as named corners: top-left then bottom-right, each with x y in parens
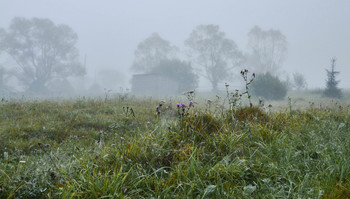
top-left (0, 0), bottom-right (349, 94)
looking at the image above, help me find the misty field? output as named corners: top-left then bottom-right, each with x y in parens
top-left (1, 91), bottom-right (350, 198)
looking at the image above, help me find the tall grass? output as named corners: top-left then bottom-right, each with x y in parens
top-left (0, 93), bottom-right (350, 198)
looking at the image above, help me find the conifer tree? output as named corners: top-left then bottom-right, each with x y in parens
top-left (323, 58), bottom-right (342, 98)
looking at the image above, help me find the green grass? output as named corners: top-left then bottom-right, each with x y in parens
top-left (1, 92), bottom-right (350, 198)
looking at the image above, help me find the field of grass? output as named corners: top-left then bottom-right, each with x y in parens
top-left (1, 91), bottom-right (350, 198)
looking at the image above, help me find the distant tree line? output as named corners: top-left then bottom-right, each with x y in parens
top-left (1, 17), bottom-right (341, 98)
top-left (131, 25), bottom-right (343, 100)
top-left (131, 24), bottom-right (289, 96)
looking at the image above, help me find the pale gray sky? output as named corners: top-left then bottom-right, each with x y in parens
top-left (1, 0), bottom-right (349, 89)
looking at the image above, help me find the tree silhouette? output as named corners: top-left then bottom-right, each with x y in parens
top-left (1, 17), bottom-right (85, 94)
top-left (246, 26), bottom-right (288, 75)
top-left (293, 72), bottom-right (307, 90)
top-left (323, 58), bottom-right (342, 98)
top-left (185, 24), bottom-right (243, 91)
top-left (131, 33), bottom-right (178, 73)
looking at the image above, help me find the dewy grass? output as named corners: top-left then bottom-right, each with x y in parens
top-left (0, 91), bottom-right (350, 198)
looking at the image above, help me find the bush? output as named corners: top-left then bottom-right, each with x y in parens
top-left (181, 112), bottom-right (221, 142)
top-left (251, 72), bottom-right (287, 100)
top-left (227, 106), bottom-right (269, 124)
top-left (151, 59), bottom-right (198, 93)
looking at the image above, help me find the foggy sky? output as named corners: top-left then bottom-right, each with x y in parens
top-left (1, 0), bottom-right (349, 90)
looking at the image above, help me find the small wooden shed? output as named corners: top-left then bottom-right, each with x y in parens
top-left (131, 74), bottom-right (179, 96)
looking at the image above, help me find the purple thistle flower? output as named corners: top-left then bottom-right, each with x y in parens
top-left (189, 101), bottom-right (194, 107)
top-left (176, 103), bottom-right (181, 107)
top-left (73, 135), bottom-right (78, 138)
top-left (158, 110), bottom-right (162, 114)
top-left (181, 103), bottom-right (186, 109)
top-left (147, 121), bottom-right (150, 124)
top-left (100, 130), bottom-right (103, 134)
top-left (104, 132), bottom-right (107, 135)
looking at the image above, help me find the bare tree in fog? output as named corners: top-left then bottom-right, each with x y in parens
top-left (131, 33), bottom-right (178, 73)
top-left (0, 28), bottom-right (5, 50)
top-left (246, 26), bottom-right (287, 75)
top-left (185, 25), bottom-right (243, 92)
top-left (0, 66), bottom-right (9, 94)
top-left (0, 17), bottom-right (85, 94)
top-left (293, 72), bottom-right (307, 90)
top-left (0, 29), bottom-right (11, 94)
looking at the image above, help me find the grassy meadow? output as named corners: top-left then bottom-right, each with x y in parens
top-left (1, 91), bottom-right (350, 198)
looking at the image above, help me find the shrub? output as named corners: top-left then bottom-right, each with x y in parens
top-left (251, 72), bottom-right (287, 100)
top-left (227, 106), bottom-right (269, 124)
top-left (181, 112), bottom-right (221, 142)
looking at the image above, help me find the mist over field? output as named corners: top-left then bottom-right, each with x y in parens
top-left (2, 1), bottom-right (350, 198)
top-left (0, 0), bottom-right (349, 97)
